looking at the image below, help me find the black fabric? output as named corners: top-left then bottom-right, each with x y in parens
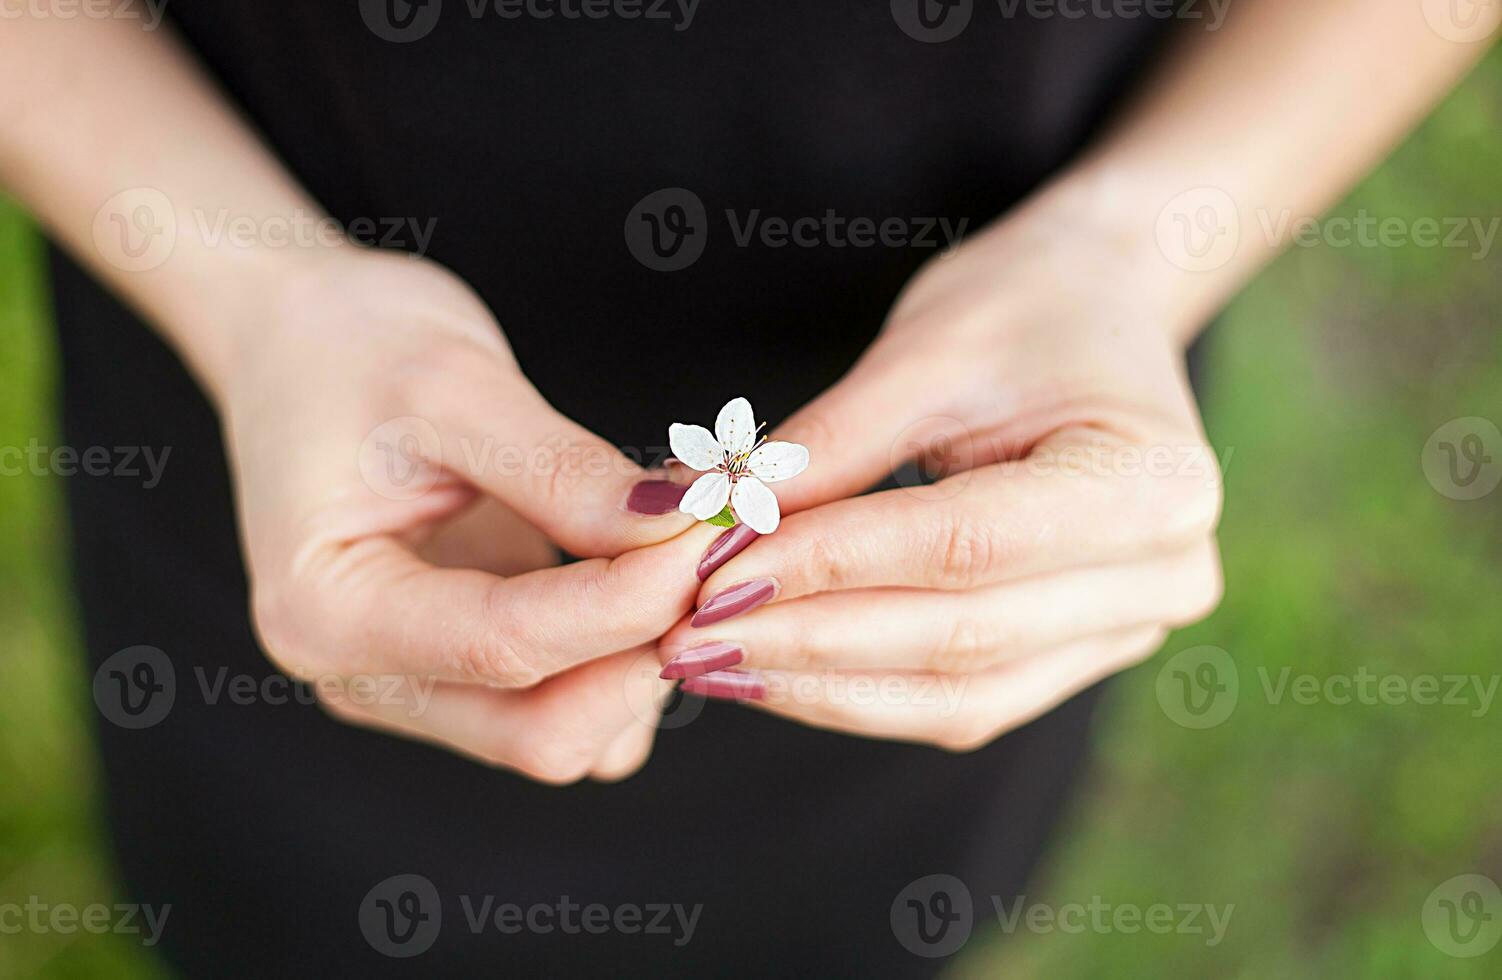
top-left (53, 4), bottom-right (1176, 977)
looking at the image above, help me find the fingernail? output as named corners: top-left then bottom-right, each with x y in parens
top-left (626, 479), bottom-right (687, 515)
top-left (679, 669), bottom-right (766, 702)
top-left (696, 524), bottom-right (760, 581)
top-left (691, 579), bottom-right (776, 627)
top-left (660, 642), bottom-right (744, 680)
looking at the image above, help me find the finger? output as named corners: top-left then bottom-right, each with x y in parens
top-left (666, 544), bottom-right (1221, 675)
top-left (767, 305), bottom-right (1206, 516)
top-left (696, 425), bottom-right (1222, 608)
top-left (744, 625), bottom-right (1168, 750)
top-left (260, 522), bottom-right (723, 688)
top-left (763, 352), bottom-right (966, 513)
top-left (323, 648), bottom-right (668, 784)
top-left (590, 724), bottom-right (658, 783)
top-left (415, 495), bottom-right (558, 575)
top-left (592, 648), bottom-right (671, 781)
top-left (412, 360), bottom-right (698, 557)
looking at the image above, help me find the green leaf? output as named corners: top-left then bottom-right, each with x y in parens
top-left (705, 505), bottom-right (737, 528)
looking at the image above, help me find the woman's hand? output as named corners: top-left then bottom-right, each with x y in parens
top-left (658, 217), bottom-right (1224, 749)
top-left (0, 13), bottom-right (727, 783)
top-left (223, 249), bottom-right (716, 781)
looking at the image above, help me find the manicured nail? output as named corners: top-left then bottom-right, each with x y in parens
top-left (626, 479), bottom-right (687, 515)
top-left (679, 669), bottom-right (766, 702)
top-left (691, 579), bottom-right (776, 628)
top-left (660, 642), bottom-right (744, 680)
top-left (696, 524), bottom-right (760, 581)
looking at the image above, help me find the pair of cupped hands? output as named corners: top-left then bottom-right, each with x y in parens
top-left (224, 222), bottom-right (1224, 785)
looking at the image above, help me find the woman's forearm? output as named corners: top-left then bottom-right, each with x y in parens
top-left (0, 12), bottom-right (335, 402)
top-left (989, 0), bottom-right (1496, 341)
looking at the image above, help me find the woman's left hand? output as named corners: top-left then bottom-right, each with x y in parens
top-left (658, 214), bottom-right (1225, 749)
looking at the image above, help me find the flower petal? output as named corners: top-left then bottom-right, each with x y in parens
top-left (669, 423), bottom-right (723, 471)
top-left (715, 397), bottom-right (757, 457)
top-left (731, 476), bottom-right (780, 534)
top-left (681, 472), bottom-right (731, 521)
top-left (746, 441), bottom-right (809, 484)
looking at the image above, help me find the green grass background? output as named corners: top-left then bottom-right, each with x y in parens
top-left (2, 53), bottom-right (1500, 978)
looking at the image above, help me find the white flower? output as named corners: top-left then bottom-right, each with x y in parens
top-left (669, 397), bottom-right (809, 534)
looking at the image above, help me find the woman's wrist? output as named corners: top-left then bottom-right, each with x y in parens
top-left (965, 166), bottom-right (1218, 349)
top-left (152, 234), bottom-right (381, 409)
top-left (889, 167), bottom-right (1209, 361)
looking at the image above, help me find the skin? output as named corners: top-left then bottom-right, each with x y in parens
top-left (657, 0), bottom-right (1500, 745)
top-left (662, 231), bottom-right (1224, 747)
top-left (0, 3), bottom-right (1495, 777)
top-left (221, 250), bottom-right (720, 781)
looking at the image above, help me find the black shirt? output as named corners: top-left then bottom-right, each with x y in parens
top-left (54, 4), bottom-right (1173, 976)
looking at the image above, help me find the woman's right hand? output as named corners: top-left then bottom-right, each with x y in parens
top-left (219, 249), bottom-right (717, 783)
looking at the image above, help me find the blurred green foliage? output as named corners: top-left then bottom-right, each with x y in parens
top-left (1, 50), bottom-right (1499, 980)
top-left (0, 192), bottom-right (167, 978)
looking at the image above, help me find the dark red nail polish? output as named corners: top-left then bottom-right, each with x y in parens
top-left (679, 669), bottom-right (766, 702)
top-left (691, 579), bottom-right (776, 627)
top-left (627, 479), bottom-right (687, 515)
top-left (696, 524), bottom-right (760, 581)
top-left (660, 642), bottom-right (744, 680)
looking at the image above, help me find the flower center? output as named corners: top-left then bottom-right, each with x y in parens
top-left (722, 429), bottom-right (767, 480)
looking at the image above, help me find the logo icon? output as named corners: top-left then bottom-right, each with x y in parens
top-left (360, 0), bottom-right (443, 42)
top-left (92, 188), bottom-right (177, 273)
top-left (1155, 187), bottom-right (1240, 272)
top-left (93, 646), bottom-right (176, 729)
top-left (1420, 0), bottom-right (1502, 43)
top-left (891, 0), bottom-right (973, 43)
top-left (360, 873), bottom-right (443, 957)
top-left (624, 650), bottom-right (706, 730)
top-left (891, 874), bottom-right (973, 957)
top-left (1422, 417), bottom-right (1501, 501)
top-left (624, 188), bottom-right (708, 272)
top-left (1156, 645), bottom-right (1238, 729)
top-left (358, 417), bottom-right (445, 501)
top-left (1423, 874), bottom-right (1502, 957)
top-left (890, 416), bottom-right (976, 501)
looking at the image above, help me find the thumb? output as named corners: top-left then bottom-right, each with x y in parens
top-left (769, 354), bottom-right (984, 514)
top-left (412, 365), bottom-right (697, 558)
